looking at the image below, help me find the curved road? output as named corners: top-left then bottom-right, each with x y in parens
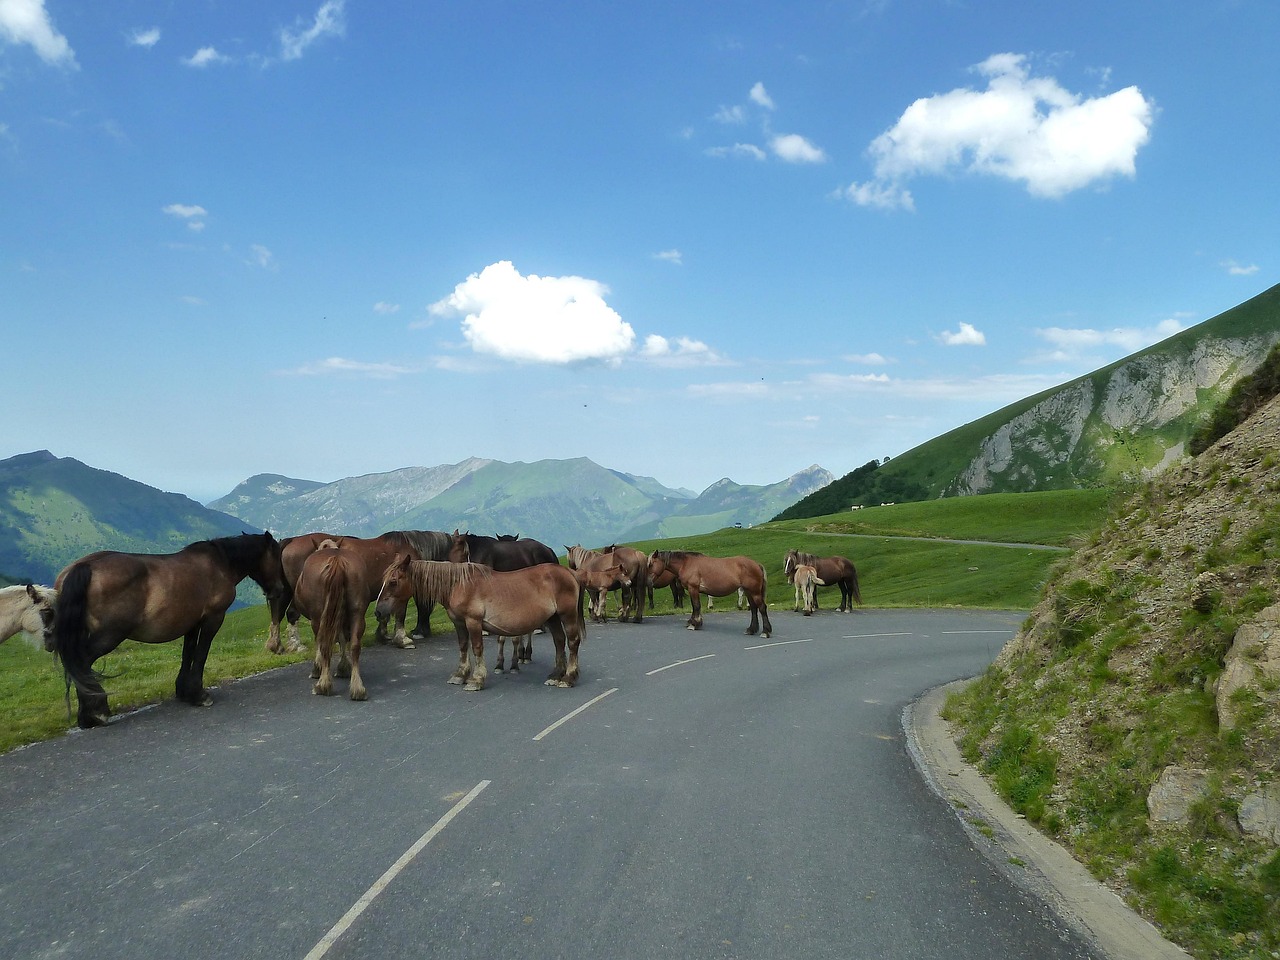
top-left (0, 609), bottom-right (1100, 960)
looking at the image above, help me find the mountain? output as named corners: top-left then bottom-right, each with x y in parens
top-left (208, 457), bottom-right (824, 551)
top-left (779, 284), bottom-right (1280, 519)
top-left (0, 451), bottom-right (256, 584)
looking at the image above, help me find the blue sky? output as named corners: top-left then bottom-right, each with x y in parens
top-left (2, 0), bottom-right (1276, 504)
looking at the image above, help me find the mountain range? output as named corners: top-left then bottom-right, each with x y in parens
top-left (779, 283), bottom-right (1280, 519)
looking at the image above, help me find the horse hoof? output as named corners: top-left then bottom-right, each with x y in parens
top-left (78, 713), bottom-right (110, 729)
top-left (761, 632), bottom-right (771, 639)
top-left (447, 676), bottom-right (464, 685)
top-left (556, 680), bottom-right (575, 688)
top-left (463, 682), bottom-right (483, 692)
top-left (198, 693), bottom-right (214, 707)
top-left (312, 684), bottom-right (333, 696)
top-left (350, 689), bottom-right (368, 702)
top-left (494, 666), bottom-right (505, 675)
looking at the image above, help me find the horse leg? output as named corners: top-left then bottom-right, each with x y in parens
top-left (687, 589), bottom-right (702, 631)
top-left (545, 616), bottom-right (568, 685)
top-left (463, 626), bottom-right (487, 692)
top-left (520, 634), bottom-right (533, 664)
top-left (70, 632), bottom-right (121, 728)
top-left (759, 598), bottom-right (773, 639)
top-left (347, 615), bottom-right (366, 701)
top-left (508, 634), bottom-right (529, 673)
top-left (178, 614), bottom-right (224, 707)
top-left (737, 587), bottom-right (746, 610)
top-left (410, 597), bottom-right (434, 640)
top-left (389, 607), bottom-right (415, 650)
top-left (448, 623), bottom-right (470, 685)
top-left (313, 625), bottom-right (335, 696)
top-left (494, 636), bottom-right (507, 674)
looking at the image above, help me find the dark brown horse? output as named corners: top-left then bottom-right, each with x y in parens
top-left (375, 557), bottom-right (585, 691)
top-left (51, 532), bottom-right (286, 728)
top-left (783, 549), bottom-right (862, 612)
top-left (447, 530), bottom-right (558, 672)
top-left (289, 540), bottom-right (369, 700)
top-left (266, 529), bottom-right (453, 653)
top-left (646, 551), bottom-right (772, 637)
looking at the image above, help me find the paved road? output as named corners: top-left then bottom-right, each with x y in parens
top-left (0, 609), bottom-right (1100, 960)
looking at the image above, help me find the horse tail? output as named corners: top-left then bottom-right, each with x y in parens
top-left (849, 564), bottom-right (863, 605)
top-left (50, 562), bottom-right (101, 697)
top-left (315, 559), bottom-right (346, 656)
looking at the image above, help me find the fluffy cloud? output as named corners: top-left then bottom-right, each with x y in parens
top-left (163, 203), bottom-right (207, 231)
top-left (184, 46), bottom-right (230, 67)
top-left (641, 335), bottom-right (727, 367)
top-left (280, 0), bottom-right (345, 62)
top-left (770, 133), bottom-right (827, 164)
top-left (430, 261), bottom-right (636, 365)
top-left (749, 82), bottom-right (775, 110)
top-left (937, 322), bottom-right (986, 346)
top-left (844, 53), bottom-right (1155, 209)
top-left (0, 0), bottom-right (75, 67)
top-left (129, 27), bottom-right (160, 48)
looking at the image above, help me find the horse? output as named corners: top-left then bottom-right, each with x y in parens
top-left (564, 546), bottom-right (633, 623)
top-left (783, 549), bottom-right (862, 612)
top-left (0, 583), bottom-right (57, 648)
top-left (375, 557), bottom-right (585, 692)
top-left (791, 564), bottom-right (819, 616)
top-left (289, 540), bottom-right (369, 700)
top-left (447, 530), bottom-right (559, 672)
top-left (647, 564), bottom-right (688, 610)
top-left (564, 544), bottom-right (647, 623)
top-left (266, 529), bottom-right (453, 654)
top-left (51, 532), bottom-right (286, 729)
top-left (646, 551), bottom-right (772, 637)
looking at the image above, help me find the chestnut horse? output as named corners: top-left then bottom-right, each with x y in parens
top-left (51, 532), bottom-right (286, 728)
top-left (564, 544), bottom-right (646, 623)
top-left (646, 551), bottom-right (772, 637)
top-left (289, 540), bottom-right (369, 700)
top-left (266, 529), bottom-right (453, 654)
top-left (376, 557), bottom-right (585, 691)
top-left (0, 583), bottom-right (57, 648)
top-left (447, 530), bottom-right (558, 672)
top-left (783, 549), bottom-right (862, 612)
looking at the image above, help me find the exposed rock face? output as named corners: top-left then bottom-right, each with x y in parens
top-left (951, 334), bottom-right (1280, 496)
top-left (1215, 603), bottom-right (1280, 733)
top-left (1238, 784), bottom-right (1280, 844)
top-left (1147, 766), bottom-right (1212, 824)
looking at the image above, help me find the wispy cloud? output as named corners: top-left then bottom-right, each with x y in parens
top-left (640, 335), bottom-right (729, 368)
top-left (163, 203), bottom-right (207, 231)
top-left (706, 82), bottom-right (827, 166)
top-left (937, 322), bottom-right (986, 346)
top-left (1029, 317), bottom-right (1186, 363)
top-left (248, 244), bottom-right (277, 269)
top-left (128, 27), bottom-right (160, 49)
top-left (184, 46), bottom-right (231, 68)
top-left (0, 0), bottom-right (76, 67)
top-left (843, 53), bottom-right (1155, 210)
top-left (770, 133), bottom-right (827, 164)
top-left (844, 352), bottom-right (889, 365)
top-left (282, 357), bottom-right (413, 379)
top-left (1221, 260), bottom-right (1259, 276)
top-left (279, 0), bottom-right (346, 62)
top-left (705, 143), bottom-right (766, 161)
top-left (373, 301), bottom-right (401, 314)
top-left (749, 82), bottom-right (775, 110)
top-left (653, 249), bottom-right (683, 266)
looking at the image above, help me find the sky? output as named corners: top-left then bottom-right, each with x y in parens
top-left (2, 0), bottom-right (1277, 505)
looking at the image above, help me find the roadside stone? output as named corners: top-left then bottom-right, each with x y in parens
top-left (1216, 603), bottom-right (1280, 732)
top-left (1238, 784), bottom-right (1280, 845)
top-left (1147, 766), bottom-right (1211, 824)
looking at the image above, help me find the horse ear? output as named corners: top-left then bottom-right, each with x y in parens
top-left (26, 583), bottom-right (40, 602)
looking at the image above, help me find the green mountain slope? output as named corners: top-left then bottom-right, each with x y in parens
top-left (0, 451), bottom-right (256, 584)
top-left (781, 284), bottom-right (1280, 518)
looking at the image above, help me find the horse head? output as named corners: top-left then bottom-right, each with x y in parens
top-left (447, 532), bottom-right (471, 564)
top-left (248, 532), bottom-right (288, 603)
top-left (375, 553), bottom-right (415, 622)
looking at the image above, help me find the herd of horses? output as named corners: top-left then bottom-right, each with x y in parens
top-left (0, 530), bottom-right (861, 730)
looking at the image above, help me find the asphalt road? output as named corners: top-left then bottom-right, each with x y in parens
top-left (0, 608), bottom-right (1102, 960)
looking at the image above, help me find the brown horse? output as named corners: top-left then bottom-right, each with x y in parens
top-left (447, 530), bottom-right (558, 672)
top-left (646, 551), bottom-right (772, 637)
top-left (791, 564), bottom-right (819, 616)
top-left (565, 549), bottom-right (633, 623)
top-left (783, 549), bottom-right (862, 612)
top-left (51, 532), bottom-right (286, 728)
top-left (564, 544), bottom-right (646, 623)
top-left (289, 540), bottom-right (369, 700)
top-left (266, 529), bottom-right (453, 653)
top-left (375, 557), bottom-right (585, 691)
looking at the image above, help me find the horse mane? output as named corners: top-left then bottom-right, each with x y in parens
top-left (406, 560), bottom-right (491, 602)
top-left (795, 550), bottom-right (820, 566)
top-left (652, 550), bottom-right (703, 562)
top-left (397, 529), bottom-right (453, 560)
top-left (193, 532), bottom-right (274, 571)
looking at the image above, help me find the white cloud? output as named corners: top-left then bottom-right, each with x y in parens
top-left (653, 249), bottom-right (683, 266)
top-left (280, 0), bottom-right (345, 62)
top-left (0, 0), bottom-right (76, 67)
top-left (937, 322), bottom-right (986, 346)
top-left (1221, 260), bottom-right (1259, 276)
top-left (844, 352), bottom-right (889, 365)
top-left (248, 244), bottom-right (276, 269)
top-left (373, 301), bottom-right (400, 314)
top-left (184, 46), bottom-right (230, 68)
top-left (640, 334), bottom-right (727, 367)
top-left (429, 260), bottom-right (636, 365)
top-left (749, 82), bottom-right (775, 110)
top-left (844, 52), bottom-right (1155, 208)
top-left (706, 143), bottom-right (766, 161)
top-left (163, 203), bottom-right (207, 231)
top-left (129, 27), bottom-right (160, 48)
top-left (770, 133), bottom-right (827, 163)
top-left (713, 104), bottom-right (747, 125)
top-left (284, 357), bottom-right (412, 379)
top-left (1031, 318), bottom-right (1185, 362)
top-left (837, 179), bottom-right (914, 211)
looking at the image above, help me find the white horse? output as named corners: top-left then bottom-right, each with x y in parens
top-left (0, 583), bottom-right (58, 648)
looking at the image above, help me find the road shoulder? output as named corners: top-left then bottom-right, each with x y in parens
top-left (904, 679), bottom-right (1190, 960)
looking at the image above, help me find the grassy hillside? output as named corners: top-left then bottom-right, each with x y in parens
top-left (944, 397), bottom-right (1280, 959)
top-left (1, 490), bottom-right (1095, 755)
